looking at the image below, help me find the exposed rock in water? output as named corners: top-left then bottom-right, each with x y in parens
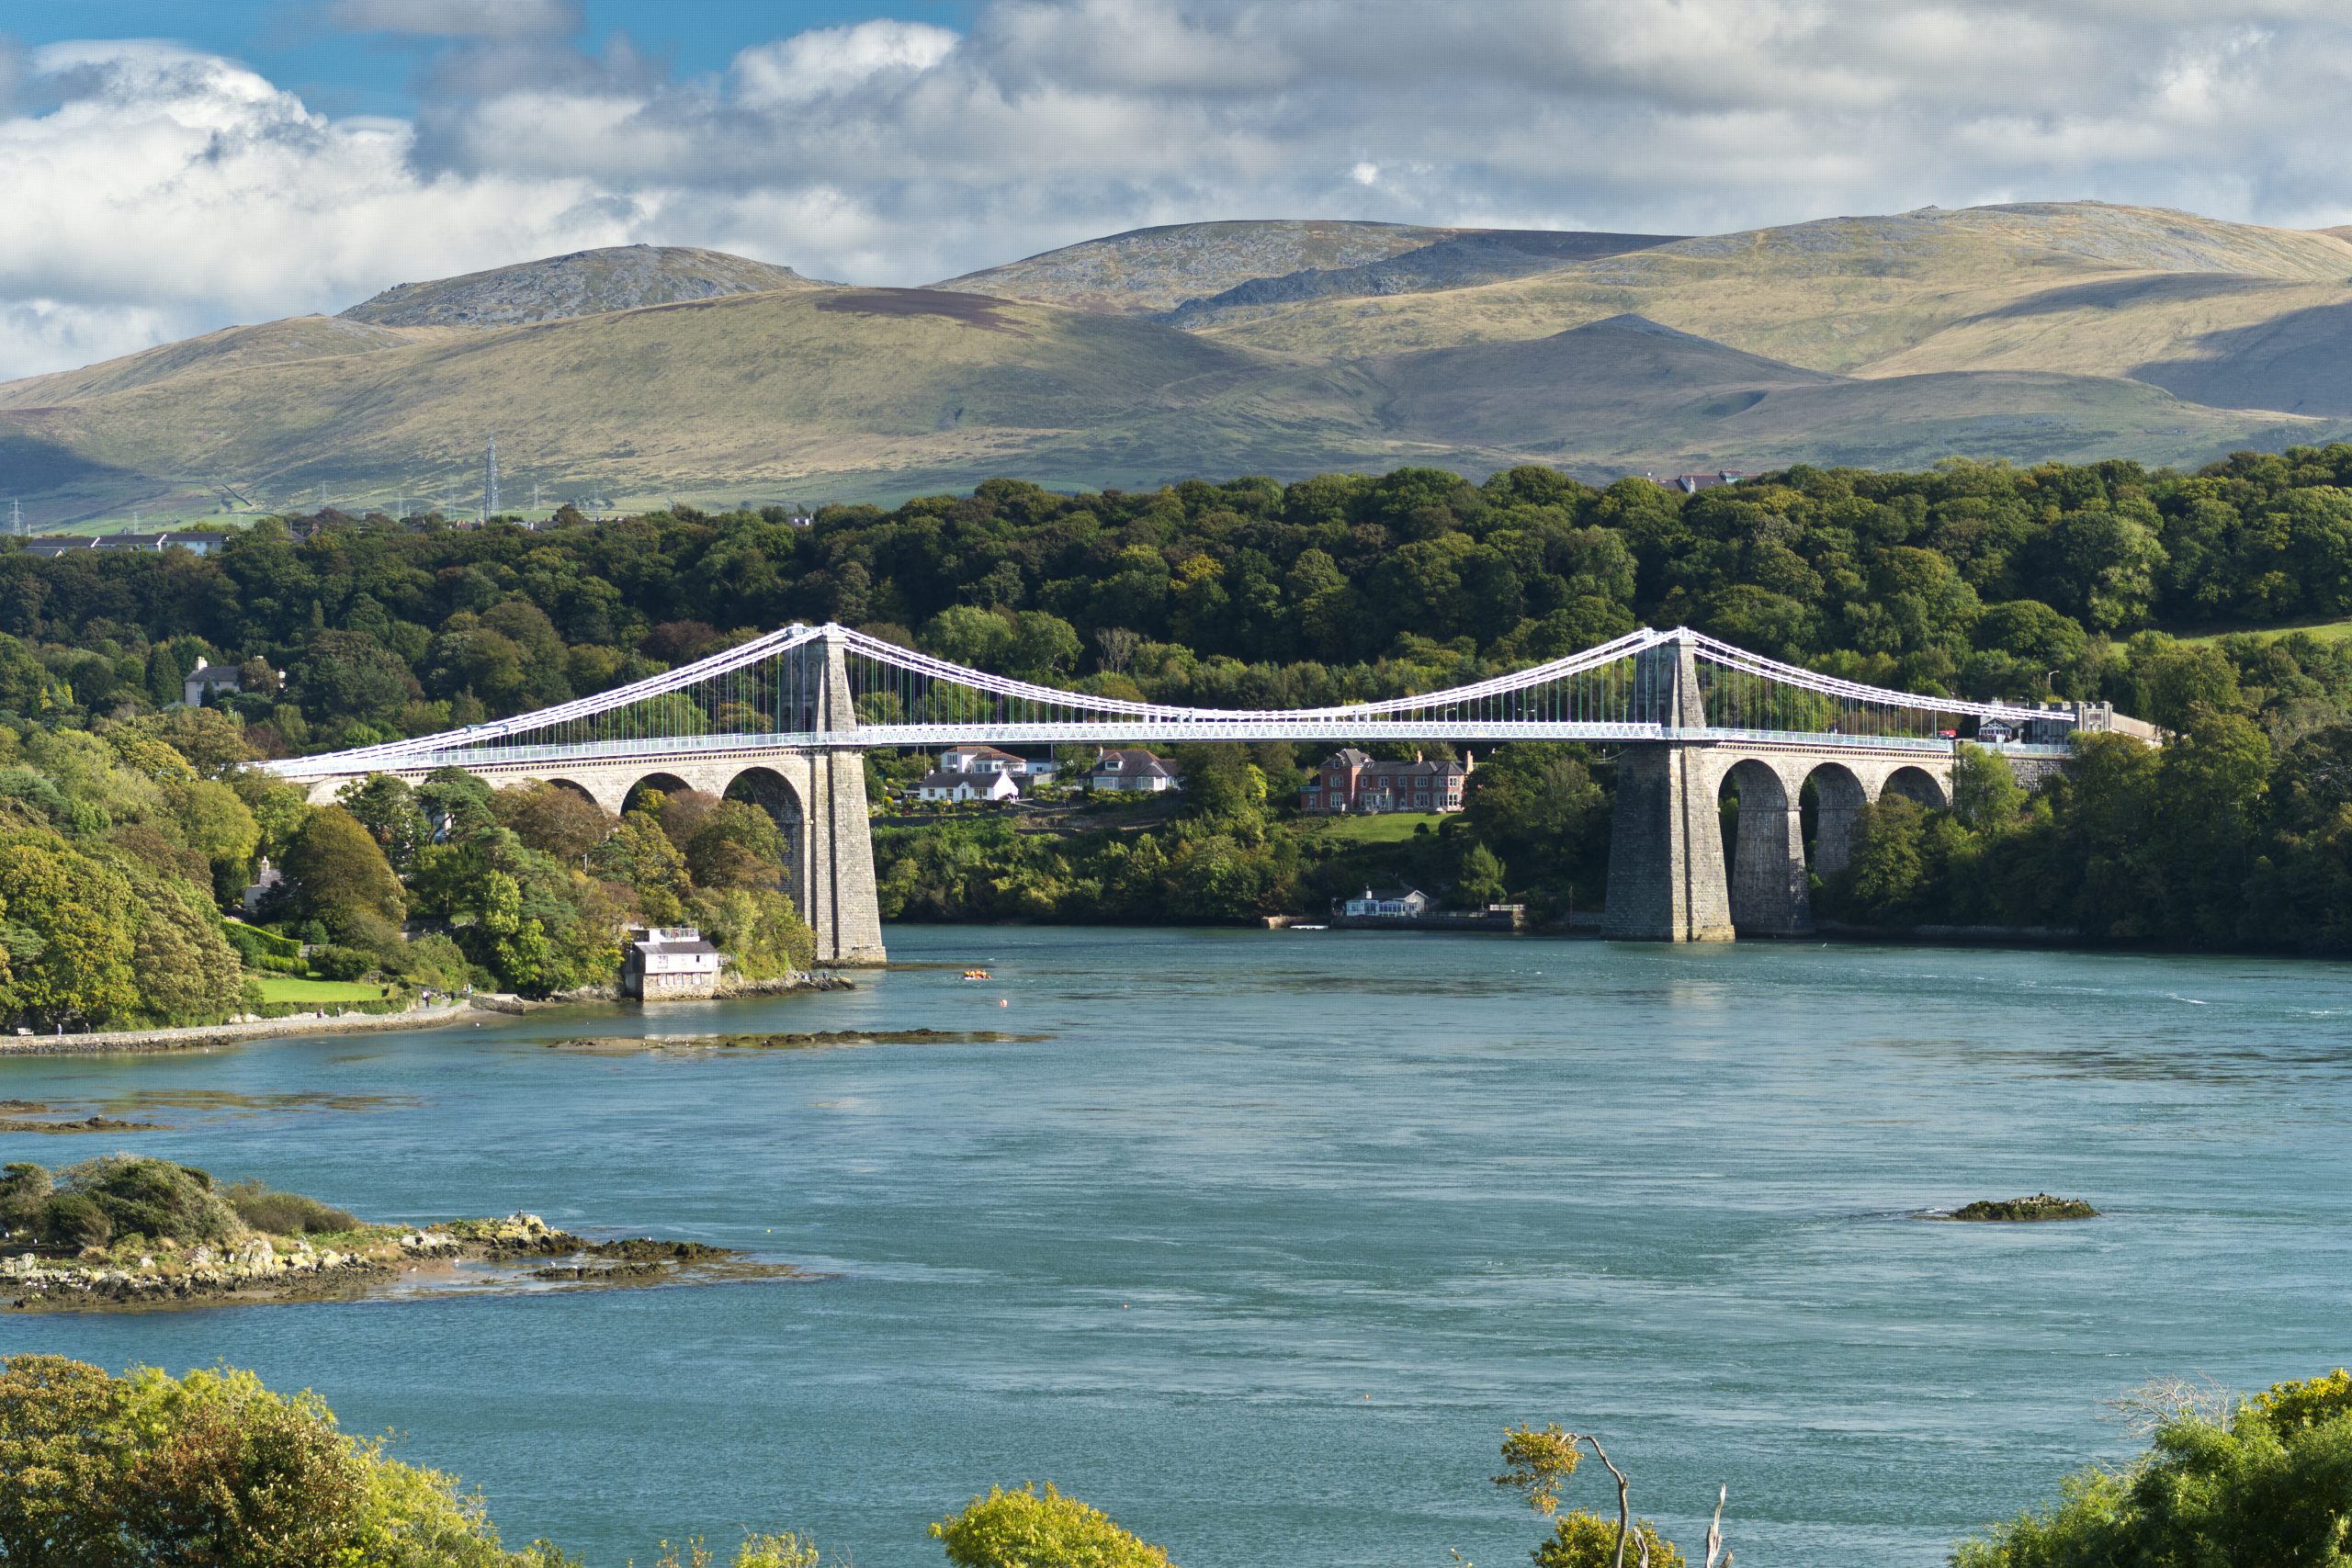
top-left (0, 1114), bottom-right (169, 1134)
top-left (1943, 1194), bottom-right (2099, 1222)
top-left (545, 1027), bottom-right (1048, 1054)
top-left (587, 1237), bottom-right (729, 1261)
top-left (5, 1209), bottom-right (797, 1311)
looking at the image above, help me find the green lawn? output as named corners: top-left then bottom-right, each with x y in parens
top-left (250, 975), bottom-right (390, 1005)
top-left (2176, 616), bottom-right (2352, 647)
top-left (1305, 812), bottom-right (1451, 844)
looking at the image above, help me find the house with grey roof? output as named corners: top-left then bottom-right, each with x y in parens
top-left (622, 926), bottom-right (723, 1000)
top-left (1088, 748), bottom-right (1182, 793)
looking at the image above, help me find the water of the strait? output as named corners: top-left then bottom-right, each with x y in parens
top-left (6, 926), bottom-right (2347, 1565)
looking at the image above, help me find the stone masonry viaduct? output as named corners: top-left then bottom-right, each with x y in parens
top-left (1600, 635), bottom-right (1955, 942)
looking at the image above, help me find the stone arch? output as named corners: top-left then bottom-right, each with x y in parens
top-left (724, 764), bottom-right (807, 887)
top-left (1718, 757), bottom-right (1810, 936)
top-left (623, 771), bottom-right (693, 816)
top-left (538, 776), bottom-right (600, 806)
top-left (1883, 764), bottom-right (1948, 809)
top-left (1802, 761), bottom-right (1869, 882)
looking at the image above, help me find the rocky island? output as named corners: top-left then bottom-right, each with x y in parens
top-left (1945, 1194), bottom-right (2100, 1223)
top-left (1, 1156), bottom-right (796, 1311)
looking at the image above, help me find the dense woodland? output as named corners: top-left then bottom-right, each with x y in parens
top-left (7, 450), bottom-right (2352, 953)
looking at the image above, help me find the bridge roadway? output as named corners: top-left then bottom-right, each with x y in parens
top-left (268, 724), bottom-right (2063, 773)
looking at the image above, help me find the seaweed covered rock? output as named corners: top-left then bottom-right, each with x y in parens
top-left (1951, 1194), bottom-right (2098, 1222)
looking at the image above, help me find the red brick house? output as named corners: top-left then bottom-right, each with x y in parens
top-left (1299, 748), bottom-right (1471, 814)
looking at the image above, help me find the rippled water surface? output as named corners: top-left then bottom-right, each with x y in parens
top-left (6, 927), bottom-right (2349, 1566)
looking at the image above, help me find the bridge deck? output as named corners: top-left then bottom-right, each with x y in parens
top-left (264, 727), bottom-right (2075, 780)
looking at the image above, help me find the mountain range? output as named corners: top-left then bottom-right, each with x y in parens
top-left (6, 201), bottom-right (2352, 525)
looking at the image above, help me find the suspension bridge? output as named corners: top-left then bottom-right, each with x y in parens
top-left (266, 624), bottom-right (2108, 961)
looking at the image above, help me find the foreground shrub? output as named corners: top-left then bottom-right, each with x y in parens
top-left (310, 943), bottom-right (379, 981)
top-left (222, 1178), bottom-right (359, 1235)
top-left (1533, 1509), bottom-right (1683, 1568)
top-left (931, 1483), bottom-right (1173, 1568)
top-left (1955, 1371), bottom-right (2352, 1565)
top-left (0, 1354), bottom-right (514, 1567)
top-left (7, 1156), bottom-right (242, 1250)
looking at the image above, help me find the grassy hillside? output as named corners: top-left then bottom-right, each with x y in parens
top-left (0, 316), bottom-right (432, 409)
top-left (1196, 203), bottom-right (2352, 371)
top-left (37, 287), bottom-right (1317, 505)
top-left (7, 200), bottom-right (2352, 525)
top-left (931, 220), bottom-right (1464, 313)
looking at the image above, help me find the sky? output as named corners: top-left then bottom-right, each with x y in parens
top-left (2, 0), bottom-right (2350, 380)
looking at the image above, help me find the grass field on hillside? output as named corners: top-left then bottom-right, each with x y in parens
top-left (1306, 813), bottom-right (1450, 844)
top-left (251, 975), bottom-right (391, 1005)
top-left (2177, 617), bottom-right (2352, 646)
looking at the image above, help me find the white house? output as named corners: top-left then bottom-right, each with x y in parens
top-left (939, 744), bottom-right (1023, 773)
top-left (183, 656), bottom-right (247, 707)
top-left (622, 926), bottom-right (723, 1000)
top-left (1342, 886), bottom-right (1435, 919)
top-left (1088, 748), bottom-right (1182, 793)
top-left (916, 768), bottom-right (1021, 804)
top-left (940, 744), bottom-right (1058, 780)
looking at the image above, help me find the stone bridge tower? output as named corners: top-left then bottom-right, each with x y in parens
top-left (1602, 632), bottom-right (1736, 942)
top-left (801, 626), bottom-right (887, 966)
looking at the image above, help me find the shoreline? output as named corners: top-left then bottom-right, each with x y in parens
top-left (0, 1000), bottom-right (483, 1057)
top-left (3, 1212), bottom-right (798, 1313)
top-left (0, 973), bottom-right (859, 1058)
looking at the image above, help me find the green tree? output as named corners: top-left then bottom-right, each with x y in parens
top-left (336, 773), bottom-right (430, 873)
top-left (1838, 795), bottom-right (1931, 920)
top-left (930, 1483), bottom-right (1173, 1568)
top-left (591, 810), bottom-right (692, 926)
top-left (0, 1355), bottom-right (516, 1568)
top-left (493, 783), bottom-right (614, 862)
top-left (1956, 1371), bottom-right (2352, 1567)
top-left (1458, 840), bottom-right (1508, 906)
top-left (1171, 743), bottom-right (1265, 822)
top-left (2154, 705), bottom-right (2272, 938)
top-left (684, 801), bottom-right (789, 891)
top-left (692, 886), bottom-right (816, 981)
top-left (1534, 1512), bottom-right (1684, 1568)
top-left (167, 777), bottom-right (263, 896)
top-left (1464, 746), bottom-right (1607, 899)
top-left (126, 872), bottom-right (244, 1025)
top-left (293, 629), bottom-right (415, 727)
top-left (1950, 743), bottom-right (2026, 830)
top-left (0, 831), bottom-right (135, 1027)
top-left (281, 807), bottom-right (407, 932)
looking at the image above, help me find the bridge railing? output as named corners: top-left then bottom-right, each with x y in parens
top-left (262, 726), bottom-right (2079, 781)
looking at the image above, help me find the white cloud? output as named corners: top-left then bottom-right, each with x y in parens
top-left (733, 19), bottom-right (959, 106)
top-left (0, 41), bottom-right (629, 376)
top-left (6, 1), bottom-right (2352, 379)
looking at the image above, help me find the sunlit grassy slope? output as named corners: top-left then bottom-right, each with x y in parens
top-left (1194, 203), bottom-right (2352, 373)
top-left (9, 202), bottom-right (2352, 525)
top-left (931, 220), bottom-right (1465, 314)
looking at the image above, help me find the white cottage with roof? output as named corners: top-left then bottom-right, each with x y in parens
top-left (622, 926), bottom-right (723, 1000)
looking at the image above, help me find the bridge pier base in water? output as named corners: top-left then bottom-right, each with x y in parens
top-left (1601, 741), bottom-right (1736, 942)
